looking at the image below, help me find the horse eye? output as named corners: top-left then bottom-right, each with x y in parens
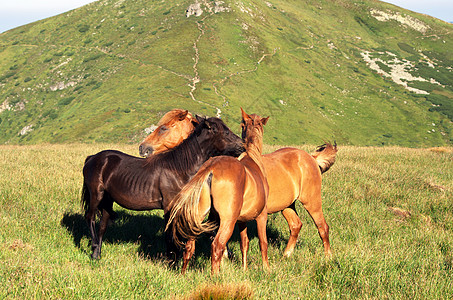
top-left (160, 126), bottom-right (168, 133)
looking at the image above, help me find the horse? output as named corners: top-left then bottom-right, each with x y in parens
top-left (139, 109), bottom-right (196, 157)
top-left (81, 116), bottom-right (245, 260)
top-left (167, 108), bottom-right (270, 275)
top-left (141, 110), bottom-right (337, 259)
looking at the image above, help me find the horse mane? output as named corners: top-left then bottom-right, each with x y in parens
top-left (241, 113), bottom-right (268, 177)
top-left (243, 115), bottom-right (264, 156)
top-left (145, 116), bottom-right (207, 173)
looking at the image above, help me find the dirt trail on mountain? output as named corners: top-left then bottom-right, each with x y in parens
top-left (189, 17), bottom-right (222, 118)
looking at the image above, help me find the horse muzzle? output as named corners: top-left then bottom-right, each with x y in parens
top-left (139, 144), bottom-right (154, 157)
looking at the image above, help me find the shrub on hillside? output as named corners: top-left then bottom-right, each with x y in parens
top-left (78, 24), bottom-right (90, 33)
top-left (58, 96), bottom-right (75, 106)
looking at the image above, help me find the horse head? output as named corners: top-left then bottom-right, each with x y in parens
top-left (139, 109), bottom-right (198, 157)
top-left (195, 116), bottom-right (245, 158)
top-left (240, 108), bottom-right (269, 152)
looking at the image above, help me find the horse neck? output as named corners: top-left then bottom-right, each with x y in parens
top-left (156, 133), bottom-right (205, 176)
top-left (244, 128), bottom-right (266, 174)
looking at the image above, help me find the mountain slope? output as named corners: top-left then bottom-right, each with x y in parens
top-left (0, 0), bottom-right (452, 146)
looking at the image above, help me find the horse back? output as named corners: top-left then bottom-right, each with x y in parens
top-left (83, 150), bottom-right (132, 183)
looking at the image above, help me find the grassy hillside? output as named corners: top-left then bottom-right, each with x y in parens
top-left (1, 144), bottom-right (452, 298)
top-left (0, 0), bottom-right (452, 146)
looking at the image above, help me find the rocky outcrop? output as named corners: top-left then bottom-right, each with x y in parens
top-left (186, 1), bottom-right (230, 18)
top-left (186, 2), bottom-right (203, 18)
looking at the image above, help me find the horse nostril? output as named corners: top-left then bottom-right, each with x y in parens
top-left (139, 145), bottom-right (154, 157)
top-left (139, 145), bottom-right (145, 157)
top-left (147, 146), bottom-right (154, 156)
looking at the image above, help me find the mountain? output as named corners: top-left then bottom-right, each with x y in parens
top-left (0, 0), bottom-right (452, 146)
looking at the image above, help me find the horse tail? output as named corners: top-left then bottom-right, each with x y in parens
top-left (311, 142), bottom-right (338, 174)
top-left (81, 155), bottom-right (93, 215)
top-left (81, 182), bottom-right (90, 215)
top-left (166, 165), bottom-right (218, 248)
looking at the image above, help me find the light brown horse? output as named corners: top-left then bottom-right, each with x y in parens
top-left (140, 110), bottom-right (337, 259)
top-left (167, 109), bottom-right (270, 275)
top-left (139, 109), bottom-right (197, 157)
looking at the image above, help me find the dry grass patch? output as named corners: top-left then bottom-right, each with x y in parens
top-left (387, 207), bottom-right (411, 220)
top-left (427, 147), bottom-right (453, 154)
top-left (183, 282), bottom-right (253, 300)
top-left (8, 239), bottom-right (34, 251)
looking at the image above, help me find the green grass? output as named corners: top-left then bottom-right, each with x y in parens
top-left (1, 144), bottom-right (452, 298)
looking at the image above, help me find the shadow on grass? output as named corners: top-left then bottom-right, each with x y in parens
top-left (61, 211), bottom-right (169, 260)
top-left (61, 210), bottom-right (286, 271)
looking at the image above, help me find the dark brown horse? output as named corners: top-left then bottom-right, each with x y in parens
top-left (81, 116), bottom-right (244, 260)
top-left (167, 109), bottom-right (270, 275)
top-left (141, 110), bottom-right (337, 259)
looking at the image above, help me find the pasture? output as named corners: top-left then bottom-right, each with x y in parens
top-left (1, 144), bottom-right (452, 299)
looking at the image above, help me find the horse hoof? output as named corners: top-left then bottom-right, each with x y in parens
top-left (168, 260), bottom-right (175, 268)
top-left (282, 251), bottom-right (292, 258)
top-left (167, 258), bottom-right (178, 270)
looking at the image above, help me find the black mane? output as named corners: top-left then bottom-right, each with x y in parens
top-left (145, 116), bottom-right (209, 173)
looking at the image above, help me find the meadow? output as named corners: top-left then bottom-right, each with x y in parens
top-left (0, 143), bottom-right (452, 299)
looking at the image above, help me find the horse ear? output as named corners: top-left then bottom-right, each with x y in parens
top-left (261, 116), bottom-right (269, 126)
top-left (191, 117), bottom-right (200, 126)
top-left (194, 115), bottom-right (204, 124)
top-left (240, 107), bottom-right (250, 122)
top-left (178, 110), bottom-right (189, 121)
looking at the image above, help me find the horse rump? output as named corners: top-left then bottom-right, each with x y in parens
top-left (166, 168), bottom-right (217, 248)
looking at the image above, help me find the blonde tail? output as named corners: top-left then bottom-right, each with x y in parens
top-left (311, 142), bottom-right (338, 174)
top-left (166, 168), bottom-right (218, 248)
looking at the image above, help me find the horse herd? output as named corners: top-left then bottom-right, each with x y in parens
top-left (81, 108), bottom-right (337, 274)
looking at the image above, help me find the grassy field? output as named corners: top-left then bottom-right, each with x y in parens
top-left (1, 143), bottom-right (452, 299)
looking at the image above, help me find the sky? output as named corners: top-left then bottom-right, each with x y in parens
top-left (0, 0), bottom-right (97, 33)
top-left (0, 0), bottom-right (451, 33)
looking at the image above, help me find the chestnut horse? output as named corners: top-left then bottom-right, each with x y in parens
top-left (141, 110), bottom-right (337, 259)
top-left (81, 116), bottom-right (244, 260)
top-left (167, 109), bottom-right (270, 275)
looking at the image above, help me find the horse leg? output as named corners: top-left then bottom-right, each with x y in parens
top-left (84, 186), bottom-right (104, 259)
top-left (208, 210), bottom-right (230, 259)
top-left (312, 210), bottom-right (331, 257)
top-left (164, 212), bottom-right (179, 265)
top-left (301, 198), bottom-right (331, 257)
top-left (211, 220), bottom-right (236, 275)
top-left (281, 203), bottom-right (302, 257)
top-left (255, 210), bottom-right (270, 271)
top-left (181, 239), bottom-right (196, 274)
top-left (88, 218), bottom-right (98, 255)
top-left (90, 196), bottom-right (115, 259)
top-left (237, 222), bottom-right (249, 271)
top-left (92, 208), bottom-right (111, 259)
